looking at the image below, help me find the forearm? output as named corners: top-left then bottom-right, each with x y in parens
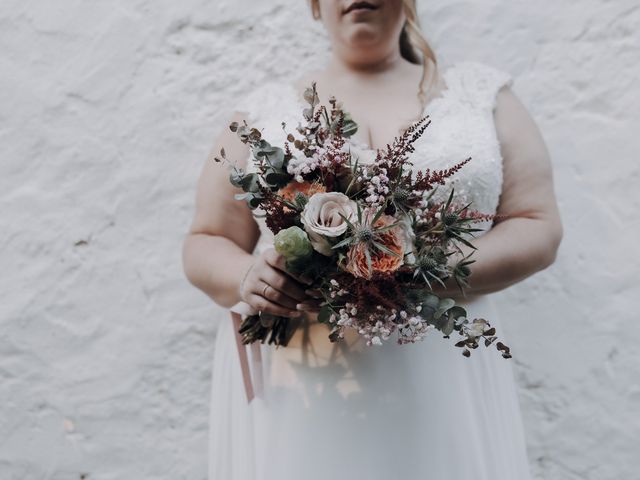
top-left (182, 233), bottom-right (255, 308)
top-left (432, 217), bottom-right (560, 299)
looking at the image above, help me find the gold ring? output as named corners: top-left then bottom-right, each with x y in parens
top-left (262, 284), bottom-right (270, 297)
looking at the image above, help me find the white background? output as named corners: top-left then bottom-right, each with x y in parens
top-left (1, 0), bottom-right (638, 478)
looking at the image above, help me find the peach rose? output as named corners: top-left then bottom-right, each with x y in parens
top-left (345, 214), bottom-right (405, 279)
top-left (276, 180), bottom-right (326, 213)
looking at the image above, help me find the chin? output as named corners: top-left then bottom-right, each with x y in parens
top-left (343, 24), bottom-right (382, 45)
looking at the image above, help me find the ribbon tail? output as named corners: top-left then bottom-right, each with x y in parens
top-left (230, 310), bottom-right (264, 405)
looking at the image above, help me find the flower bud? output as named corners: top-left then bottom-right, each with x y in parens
top-left (274, 226), bottom-right (313, 261)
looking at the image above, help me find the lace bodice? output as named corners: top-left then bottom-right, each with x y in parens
top-left (234, 60), bottom-right (514, 254)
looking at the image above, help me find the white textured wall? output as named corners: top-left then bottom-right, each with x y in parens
top-left (1, 0), bottom-right (638, 478)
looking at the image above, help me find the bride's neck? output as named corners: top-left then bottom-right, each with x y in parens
top-left (326, 45), bottom-right (407, 82)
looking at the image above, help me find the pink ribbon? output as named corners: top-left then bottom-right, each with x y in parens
top-left (230, 310), bottom-right (264, 404)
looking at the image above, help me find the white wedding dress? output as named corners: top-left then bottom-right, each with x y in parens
top-left (208, 60), bottom-right (533, 480)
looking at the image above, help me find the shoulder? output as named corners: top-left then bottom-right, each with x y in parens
top-left (448, 60), bottom-right (515, 112)
top-left (453, 60), bottom-right (513, 86)
top-left (449, 60), bottom-right (542, 156)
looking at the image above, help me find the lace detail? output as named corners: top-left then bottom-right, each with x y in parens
top-left (233, 60), bottom-right (514, 252)
top-left (446, 60), bottom-right (514, 112)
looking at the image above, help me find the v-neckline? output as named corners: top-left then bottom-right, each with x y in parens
top-left (284, 62), bottom-right (459, 152)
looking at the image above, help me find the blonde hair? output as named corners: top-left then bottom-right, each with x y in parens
top-left (308, 0), bottom-right (439, 114)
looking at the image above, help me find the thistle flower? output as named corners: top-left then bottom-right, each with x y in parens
top-left (333, 203), bottom-right (406, 279)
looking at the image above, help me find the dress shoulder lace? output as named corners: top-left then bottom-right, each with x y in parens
top-left (445, 60), bottom-right (514, 113)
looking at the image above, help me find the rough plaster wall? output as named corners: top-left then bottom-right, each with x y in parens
top-left (1, 0), bottom-right (638, 478)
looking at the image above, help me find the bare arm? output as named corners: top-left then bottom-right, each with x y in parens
top-left (181, 110), bottom-right (261, 308)
top-left (432, 85), bottom-right (564, 298)
top-left (182, 110), bottom-right (314, 316)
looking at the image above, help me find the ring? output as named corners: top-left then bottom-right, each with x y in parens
top-left (262, 284), bottom-right (270, 298)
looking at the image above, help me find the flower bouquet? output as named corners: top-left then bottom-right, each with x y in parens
top-left (215, 82), bottom-right (511, 360)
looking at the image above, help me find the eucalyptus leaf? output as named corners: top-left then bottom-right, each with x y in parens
top-left (247, 194), bottom-right (263, 209)
top-left (234, 192), bottom-right (250, 201)
top-left (422, 293), bottom-right (440, 310)
top-left (256, 146), bottom-right (285, 169)
top-left (303, 87), bottom-right (319, 106)
top-left (265, 170), bottom-right (292, 186)
top-left (448, 306), bottom-right (467, 320)
top-left (342, 118), bottom-right (358, 137)
top-left (442, 317), bottom-right (455, 336)
top-left (434, 298), bottom-right (456, 319)
top-left (303, 107), bottom-right (314, 121)
top-left (239, 173), bottom-right (260, 192)
top-left (237, 191), bottom-right (263, 209)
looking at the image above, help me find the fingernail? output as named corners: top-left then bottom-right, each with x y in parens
top-left (289, 310), bottom-right (302, 317)
top-left (296, 303), bottom-right (313, 311)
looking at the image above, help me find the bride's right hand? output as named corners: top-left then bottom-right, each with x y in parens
top-left (238, 248), bottom-right (317, 318)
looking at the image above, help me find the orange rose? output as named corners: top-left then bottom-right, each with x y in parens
top-left (345, 214), bottom-right (405, 279)
top-left (277, 180), bottom-right (326, 212)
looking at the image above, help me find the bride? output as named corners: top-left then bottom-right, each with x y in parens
top-left (182, 1), bottom-right (563, 479)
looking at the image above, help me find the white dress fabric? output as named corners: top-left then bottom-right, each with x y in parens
top-left (208, 60), bottom-right (533, 480)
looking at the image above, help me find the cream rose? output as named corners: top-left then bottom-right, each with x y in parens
top-left (300, 192), bottom-right (357, 256)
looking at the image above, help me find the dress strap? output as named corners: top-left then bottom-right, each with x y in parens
top-left (446, 60), bottom-right (514, 113)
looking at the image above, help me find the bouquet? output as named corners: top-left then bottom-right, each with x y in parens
top-left (215, 82), bottom-right (511, 360)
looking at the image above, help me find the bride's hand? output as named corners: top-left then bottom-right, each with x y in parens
top-left (239, 248), bottom-right (320, 318)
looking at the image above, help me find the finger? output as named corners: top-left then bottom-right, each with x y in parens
top-left (287, 270), bottom-right (314, 286)
top-left (261, 269), bottom-right (308, 302)
top-left (260, 282), bottom-right (299, 310)
top-left (295, 300), bottom-right (323, 312)
top-left (264, 248), bottom-right (288, 273)
top-left (264, 248), bottom-right (313, 286)
top-left (304, 287), bottom-right (324, 299)
top-left (248, 294), bottom-right (303, 318)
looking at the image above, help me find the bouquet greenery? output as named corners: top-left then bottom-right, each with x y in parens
top-left (215, 82), bottom-right (511, 360)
